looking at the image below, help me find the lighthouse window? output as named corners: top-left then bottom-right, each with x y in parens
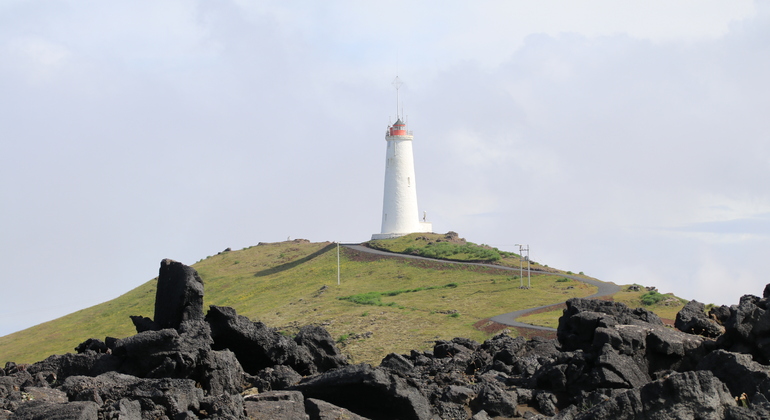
top-left (408, 177), bottom-right (411, 186)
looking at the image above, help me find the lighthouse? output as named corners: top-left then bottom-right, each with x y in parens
top-left (372, 77), bottom-right (433, 240)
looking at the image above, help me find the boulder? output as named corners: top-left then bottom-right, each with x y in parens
top-left (154, 259), bottom-right (205, 330)
top-left (112, 328), bottom-right (191, 377)
top-left (305, 398), bottom-right (372, 420)
top-left (591, 344), bottom-right (650, 389)
top-left (244, 391), bottom-right (307, 420)
top-left (249, 365), bottom-right (303, 391)
top-left (479, 334), bottom-right (527, 366)
top-left (380, 353), bottom-right (414, 376)
top-left (197, 349), bottom-right (244, 395)
top-left (717, 292), bottom-right (770, 363)
top-left (27, 352), bottom-right (118, 383)
top-left (73, 339), bottom-right (107, 355)
top-left (17, 388), bottom-right (67, 404)
top-left (62, 372), bottom-right (204, 418)
top-left (469, 382), bottom-right (517, 418)
top-left (697, 349), bottom-right (770, 400)
top-left (558, 298), bottom-right (663, 352)
top-left (9, 401), bottom-right (99, 420)
top-left (575, 370), bottom-right (735, 420)
top-left (101, 399), bottom-right (142, 420)
top-left (206, 305), bottom-right (318, 375)
top-left (675, 300), bottom-right (725, 338)
top-left (294, 325), bottom-right (348, 373)
top-left (293, 364), bottom-right (435, 420)
top-left (200, 392), bottom-right (244, 419)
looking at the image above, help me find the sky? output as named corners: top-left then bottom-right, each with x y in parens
top-left (2, 1), bottom-right (769, 337)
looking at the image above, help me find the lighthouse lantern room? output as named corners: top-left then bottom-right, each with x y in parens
top-left (372, 77), bottom-right (433, 240)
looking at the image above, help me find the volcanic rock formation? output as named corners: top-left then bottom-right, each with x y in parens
top-left (4, 259), bottom-right (770, 419)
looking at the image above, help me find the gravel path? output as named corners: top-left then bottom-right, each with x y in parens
top-left (342, 244), bottom-right (621, 332)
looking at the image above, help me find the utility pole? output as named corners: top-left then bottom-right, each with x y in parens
top-left (515, 244), bottom-right (524, 288)
top-left (516, 244), bottom-right (531, 289)
top-left (526, 244), bottom-right (531, 288)
top-left (337, 242), bottom-right (340, 286)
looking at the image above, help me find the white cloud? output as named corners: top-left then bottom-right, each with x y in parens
top-left (1, 1), bottom-right (769, 337)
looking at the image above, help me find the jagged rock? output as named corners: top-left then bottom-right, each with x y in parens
top-left (129, 316), bottom-right (158, 333)
top-left (575, 370), bottom-right (735, 420)
top-left (591, 344), bottom-right (650, 389)
top-left (434, 338), bottom-right (479, 359)
top-left (101, 398), bottom-right (142, 420)
top-left (198, 349), bottom-right (244, 395)
top-left (469, 382), bottom-right (517, 418)
top-left (697, 349), bottom-right (770, 400)
top-left (244, 391), bottom-right (307, 420)
top-left (470, 410), bottom-right (492, 420)
top-left (645, 323), bottom-right (711, 373)
top-left (294, 325), bottom-right (349, 373)
top-left (534, 390), bottom-right (558, 416)
top-left (380, 353), bottom-right (414, 376)
top-left (442, 385), bottom-right (476, 405)
top-left (533, 351), bottom-right (591, 394)
top-left (305, 398), bottom-right (372, 420)
top-left (710, 305), bottom-right (733, 324)
top-left (206, 305), bottom-right (319, 375)
top-left (112, 328), bottom-right (192, 377)
top-left (293, 364), bottom-right (435, 420)
top-left (110, 320), bottom-right (213, 379)
top-left (675, 300), bottom-right (725, 338)
top-left (27, 352), bottom-right (118, 383)
top-left (200, 392), bottom-right (244, 419)
top-left (74, 339), bottom-right (107, 355)
top-left (18, 388), bottom-right (67, 404)
top-left (558, 298), bottom-right (662, 352)
top-left (717, 292), bottom-right (770, 364)
top-left (154, 259), bottom-right (205, 330)
top-left (2, 364), bottom-right (23, 377)
top-left (62, 372), bottom-right (204, 418)
top-left (251, 365), bottom-right (303, 391)
top-left (9, 400), bottom-right (99, 420)
top-left (480, 334), bottom-right (526, 366)
top-left (0, 372), bottom-right (32, 412)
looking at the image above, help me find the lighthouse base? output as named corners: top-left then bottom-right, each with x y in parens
top-left (371, 222), bottom-right (433, 240)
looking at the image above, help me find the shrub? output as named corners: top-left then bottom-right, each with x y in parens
top-left (640, 291), bottom-right (667, 306)
top-left (403, 242), bottom-right (501, 262)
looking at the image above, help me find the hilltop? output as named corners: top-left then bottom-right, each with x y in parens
top-left (0, 233), bottom-right (685, 365)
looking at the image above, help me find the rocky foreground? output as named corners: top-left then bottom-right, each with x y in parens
top-left (3, 260), bottom-right (770, 419)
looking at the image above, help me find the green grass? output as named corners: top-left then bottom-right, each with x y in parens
top-left (368, 233), bottom-right (559, 271)
top-left (0, 239), bottom-right (610, 366)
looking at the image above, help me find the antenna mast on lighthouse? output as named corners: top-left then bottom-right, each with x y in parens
top-left (392, 76), bottom-right (403, 119)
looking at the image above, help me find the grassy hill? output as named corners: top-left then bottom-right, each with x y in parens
top-left (0, 234), bottom-right (686, 365)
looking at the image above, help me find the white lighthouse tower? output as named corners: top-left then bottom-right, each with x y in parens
top-left (372, 77), bottom-right (433, 240)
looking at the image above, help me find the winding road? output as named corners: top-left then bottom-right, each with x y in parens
top-left (342, 244), bottom-right (621, 332)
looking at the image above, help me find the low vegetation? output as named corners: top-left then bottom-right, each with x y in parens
top-left (338, 283), bottom-right (459, 307)
top-left (0, 237), bottom-right (617, 365)
top-left (368, 232), bottom-right (558, 271)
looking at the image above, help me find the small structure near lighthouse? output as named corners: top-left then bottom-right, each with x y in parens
top-left (372, 77), bottom-right (433, 240)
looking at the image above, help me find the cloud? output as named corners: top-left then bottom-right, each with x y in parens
top-left (1, 1), bottom-right (769, 337)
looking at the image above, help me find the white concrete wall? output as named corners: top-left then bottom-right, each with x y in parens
top-left (372, 132), bottom-right (432, 239)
